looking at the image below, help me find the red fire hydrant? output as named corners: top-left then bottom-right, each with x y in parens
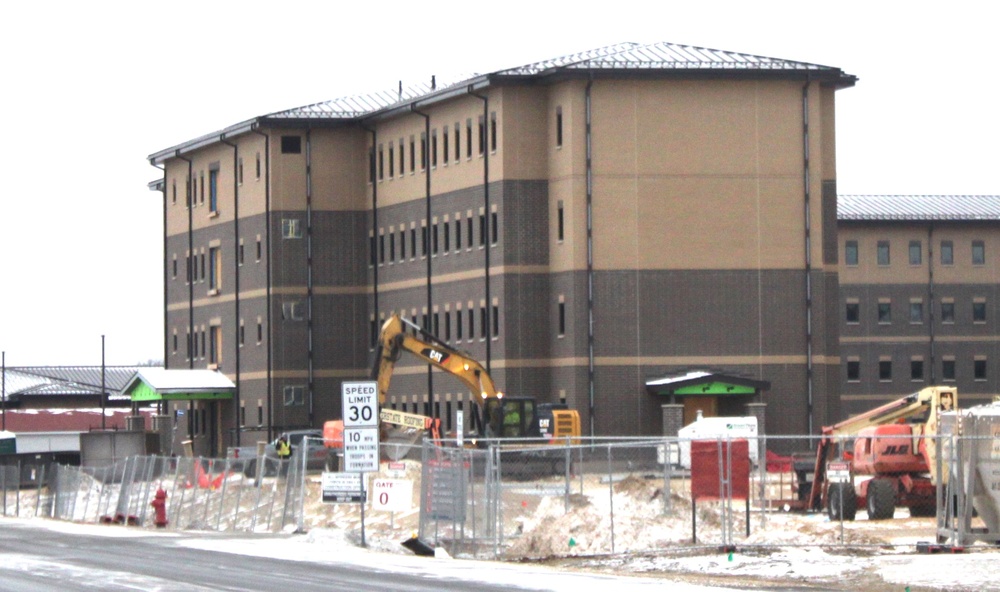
top-left (151, 487), bottom-right (168, 528)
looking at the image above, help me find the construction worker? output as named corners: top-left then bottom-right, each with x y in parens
top-left (276, 435), bottom-right (292, 477)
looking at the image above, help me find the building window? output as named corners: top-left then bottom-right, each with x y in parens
top-left (975, 358), bottom-right (987, 381)
top-left (479, 213), bottom-right (486, 246)
top-left (973, 240), bottom-right (986, 265)
top-left (943, 359), bottom-right (956, 381)
top-left (431, 130), bottom-right (438, 168)
top-left (491, 212), bottom-right (498, 245)
top-left (171, 180), bottom-right (177, 204)
top-left (282, 219), bottom-right (303, 239)
top-left (208, 168), bottom-right (219, 213)
top-left (878, 360), bottom-right (892, 381)
top-left (209, 247), bottom-right (221, 292)
top-left (409, 136), bottom-right (416, 173)
top-left (455, 218), bottom-right (462, 250)
top-left (172, 333), bottom-right (178, 354)
top-left (283, 386), bottom-right (305, 406)
top-left (238, 243), bottom-right (244, 266)
top-left (199, 172), bottom-right (204, 204)
top-left (910, 359), bottom-right (924, 381)
top-left (941, 301), bottom-right (955, 323)
top-left (185, 179), bottom-right (191, 208)
top-left (378, 144), bottom-right (384, 181)
top-left (909, 240), bottom-right (921, 265)
top-left (239, 322), bottom-right (245, 347)
top-left (398, 139), bottom-right (405, 176)
top-left (282, 301), bottom-right (304, 321)
top-left (256, 239), bottom-right (262, 262)
top-left (478, 115), bottom-right (485, 155)
top-left (443, 221), bottom-right (450, 252)
top-left (877, 241), bottom-right (890, 266)
top-left (456, 308), bottom-right (463, 340)
top-left (454, 123), bottom-right (460, 161)
top-left (421, 225), bottom-right (428, 256)
top-left (444, 311), bottom-right (451, 341)
top-left (238, 157), bottom-right (244, 185)
top-left (389, 232), bottom-right (395, 262)
top-left (492, 303), bottom-right (499, 337)
top-left (388, 144), bottom-right (394, 177)
top-left (490, 112), bottom-right (497, 152)
top-left (558, 301), bottom-right (566, 336)
top-left (467, 218), bottom-right (473, 249)
top-left (200, 253), bottom-right (205, 282)
top-left (845, 302), bottom-right (860, 324)
top-left (433, 312), bottom-right (440, 336)
top-left (257, 320), bottom-right (263, 344)
top-left (909, 301), bottom-right (923, 324)
top-left (432, 223), bottom-right (439, 255)
top-left (973, 300), bottom-right (987, 323)
top-left (442, 129), bottom-right (449, 164)
top-left (556, 106), bottom-right (563, 147)
top-left (411, 228), bottom-right (417, 259)
top-left (557, 201), bottom-right (565, 242)
top-left (846, 360), bottom-right (860, 382)
top-left (281, 136), bottom-right (301, 154)
top-left (379, 233), bottom-right (385, 265)
top-left (878, 301), bottom-right (892, 324)
top-left (420, 133), bottom-right (427, 170)
top-left (845, 240), bottom-right (858, 266)
top-left (399, 229), bottom-right (406, 260)
top-left (468, 309), bottom-right (474, 341)
top-left (480, 306), bottom-right (487, 339)
top-left (210, 326), bottom-right (222, 366)
top-left (172, 257), bottom-right (178, 279)
top-left (466, 119), bottom-right (473, 158)
top-left (940, 240), bottom-right (954, 265)
top-left (255, 152), bottom-right (261, 179)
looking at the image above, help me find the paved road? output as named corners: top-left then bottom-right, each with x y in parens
top-left (0, 519), bottom-right (753, 592)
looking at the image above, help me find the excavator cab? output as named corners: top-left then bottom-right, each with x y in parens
top-left (482, 397), bottom-right (538, 438)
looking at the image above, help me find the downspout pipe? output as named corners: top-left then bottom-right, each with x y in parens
top-left (220, 136), bottom-right (241, 446)
top-left (152, 161), bottom-right (167, 376)
top-left (361, 123), bottom-right (378, 350)
top-left (411, 106), bottom-right (434, 416)
top-left (469, 89), bottom-right (491, 372)
top-left (305, 129), bottom-right (315, 424)
top-left (928, 223), bottom-right (936, 383)
top-left (801, 80), bottom-right (814, 435)
top-left (585, 76), bottom-right (596, 438)
top-left (251, 127), bottom-right (274, 441)
top-left (175, 152), bottom-right (195, 371)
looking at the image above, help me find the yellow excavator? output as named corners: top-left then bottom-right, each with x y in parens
top-left (371, 313), bottom-right (580, 443)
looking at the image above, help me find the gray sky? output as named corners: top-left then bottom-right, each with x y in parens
top-left (0, 0), bottom-right (996, 366)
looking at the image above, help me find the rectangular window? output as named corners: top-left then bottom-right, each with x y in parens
top-left (442, 129), bottom-right (449, 164)
top-left (256, 239), bottom-right (262, 262)
top-left (282, 219), bottom-right (302, 239)
top-left (185, 179), bottom-right (191, 208)
top-left (480, 306), bottom-right (487, 339)
top-left (388, 144), bottom-right (394, 177)
top-left (845, 240), bottom-right (858, 266)
top-left (421, 226), bottom-right (428, 256)
top-left (910, 359), bottom-right (924, 381)
top-left (173, 333), bottom-right (178, 353)
top-left (172, 257), bottom-right (178, 279)
top-left (378, 144), bottom-right (384, 181)
top-left (283, 386), bottom-right (304, 406)
top-left (209, 247), bottom-right (221, 291)
top-left (399, 229), bottom-right (406, 259)
top-left (941, 301), bottom-right (955, 323)
top-left (845, 302), bottom-right (860, 324)
top-left (445, 311), bottom-right (451, 341)
top-left (975, 359), bottom-right (987, 380)
top-left (878, 360), bottom-right (892, 381)
top-left (877, 241), bottom-right (890, 266)
top-left (973, 240), bottom-right (986, 265)
top-left (431, 130), bottom-right (438, 168)
top-left (973, 300), bottom-right (987, 323)
top-left (455, 218), bottom-right (462, 250)
top-left (238, 243), bottom-right (244, 266)
top-left (479, 214), bottom-right (486, 246)
top-left (909, 240), bottom-right (922, 265)
top-left (466, 119), bottom-right (473, 157)
top-left (443, 221), bottom-right (450, 252)
top-left (467, 218), bottom-right (473, 249)
top-left (398, 139), bottom-right (404, 176)
top-left (454, 123), bottom-right (460, 161)
top-left (200, 253), bottom-right (205, 281)
top-left (281, 136), bottom-right (301, 154)
top-left (411, 228), bottom-right (417, 259)
top-left (909, 301), bottom-right (923, 324)
top-left (171, 180), bottom-right (177, 204)
top-left (389, 232), bottom-right (395, 262)
top-left (239, 323), bottom-right (245, 347)
top-left (468, 309), bottom-right (474, 341)
top-left (556, 106), bottom-right (563, 147)
top-left (420, 133), bottom-right (427, 170)
top-left (941, 240), bottom-right (954, 265)
top-left (943, 359), bottom-right (956, 381)
top-left (492, 304), bottom-right (499, 337)
top-left (433, 312), bottom-right (439, 336)
top-left (490, 112), bottom-right (497, 152)
top-left (368, 147), bottom-right (375, 183)
top-left (210, 326), bottom-right (222, 366)
top-left (379, 233), bottom-right (385, 264)
top-left (456, 308), bottom-right (463, 340)
top-left (257, 403), bottom-right (263, 425)
top-left (238, 157), bottom-right (244, 184)
top-left (847, 360), bottom-right (860, 382)
top-left (409, 136), bottom-right (416, 173)
top-left (491, 212), bottom-right (498, 245)
top-left (478, 116), bottom-right (485, 155)
top-left (558, 302), bottom-right (566, 336)
top-left (257, 321), bottom-right (263, 344)
top-left (255, 152), bottom-right (261, 179)
top-left (432, 223), bottom-right (439, 255)
top-left (557, 201), bottom-right (565, 242)
top-left (878, 301), bottom-right (892, 324)
top-left (208, 168), bottom-right (218, 213)
top-left (199, 172), bottom-right (204, 204)
top-left (185, 254), bottom-right (191, 283)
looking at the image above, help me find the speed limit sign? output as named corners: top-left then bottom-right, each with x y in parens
top-left (342, 381), bottom-right (378, 427)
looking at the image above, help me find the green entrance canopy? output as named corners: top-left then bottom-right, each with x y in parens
top-left (645, 370), bottom-right (770, 397)
top-left (123, 369), bottom-right (235, 402)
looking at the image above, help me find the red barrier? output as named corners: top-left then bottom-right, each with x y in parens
top-left (691, 439), bottom-right (750, 500)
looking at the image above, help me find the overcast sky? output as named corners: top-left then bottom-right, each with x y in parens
top-left (0, 1), bottom-right (996, 366)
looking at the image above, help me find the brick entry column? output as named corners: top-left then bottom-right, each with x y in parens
top-left (661, 403), bottom-right (685, 437)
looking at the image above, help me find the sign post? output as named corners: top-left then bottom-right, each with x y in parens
top-left (342, 381), bottom-right (380, 546)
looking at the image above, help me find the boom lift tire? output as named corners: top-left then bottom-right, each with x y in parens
top-left (866, 479), bottom-right (896, 520)
top-left (827, 482), bottom-right (857, 521)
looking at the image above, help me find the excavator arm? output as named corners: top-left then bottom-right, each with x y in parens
top-left (373, 314), bottom-right (502, 432)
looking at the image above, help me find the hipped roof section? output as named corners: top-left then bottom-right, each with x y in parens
top-left (149, 41), bottom-right (856, 165)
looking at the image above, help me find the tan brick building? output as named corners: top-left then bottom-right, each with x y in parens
top-left (149, 42), bottom-right (856, 455)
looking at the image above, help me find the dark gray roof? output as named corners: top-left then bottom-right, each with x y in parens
top-left (150, 42), bottom-right (855, 164)
top-left (838, 195), bottom-right (1000, 221)
top-left (3, 366), bottom-right (148, 401)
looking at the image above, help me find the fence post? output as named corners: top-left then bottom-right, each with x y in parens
top-left (607, 444), bottom-right (615, 554)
